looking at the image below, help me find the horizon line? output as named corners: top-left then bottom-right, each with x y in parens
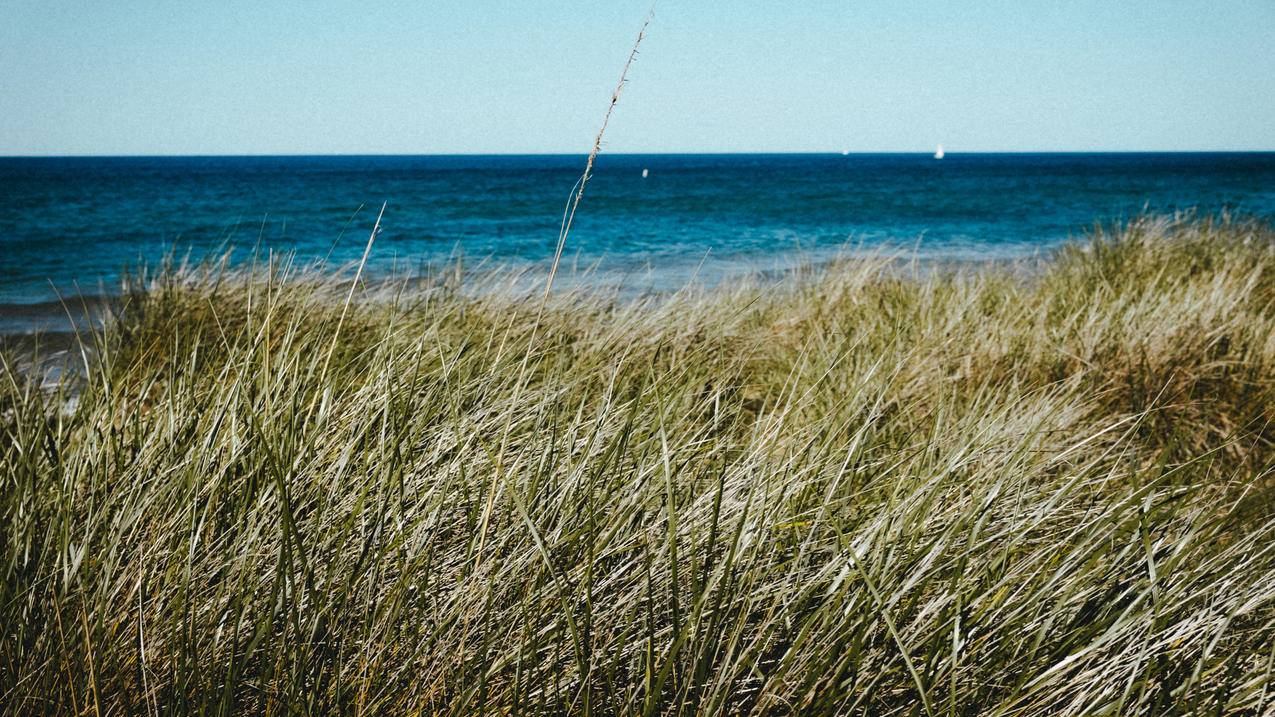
top-left (4, 149), bottom-right (1275, 159)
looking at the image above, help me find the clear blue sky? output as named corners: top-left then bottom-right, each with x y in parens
top-left (2, 1), bottom-right (1272, 155)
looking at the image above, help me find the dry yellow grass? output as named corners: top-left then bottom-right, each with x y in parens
top-left (3, 215), bottom-right (1275, 715)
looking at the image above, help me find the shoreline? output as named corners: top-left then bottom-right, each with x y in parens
top-left (0, 249), bottom-right (1043, 341)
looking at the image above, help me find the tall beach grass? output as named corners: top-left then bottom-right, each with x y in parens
top-left (3, 215), bottom-right (1275, 714)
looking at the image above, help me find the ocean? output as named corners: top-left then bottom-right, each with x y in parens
top-left (2, 153), bottom-right (1274, 332)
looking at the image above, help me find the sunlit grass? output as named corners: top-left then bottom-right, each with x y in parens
top-left (3, 215), bottom-right (1275, 715)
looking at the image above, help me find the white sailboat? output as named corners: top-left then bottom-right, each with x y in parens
top-left (934, 144), bottom-right (945, 160)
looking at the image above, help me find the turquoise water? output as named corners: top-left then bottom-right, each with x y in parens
top-left (2, 153), bottom-right (1274, 329)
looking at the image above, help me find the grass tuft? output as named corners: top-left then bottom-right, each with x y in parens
top-left (4, 215), bottom-right (1275, 715)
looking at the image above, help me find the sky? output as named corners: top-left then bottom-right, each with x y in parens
top-left (2, 1), bottom-right (1273, 155)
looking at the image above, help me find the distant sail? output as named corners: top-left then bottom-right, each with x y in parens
top-left (934, 144), bottom-right (945, 160)
top-left (642, 168), bottom-right (649, 178)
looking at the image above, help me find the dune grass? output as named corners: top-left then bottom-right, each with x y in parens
top-left (3, 215), bottom-right (1275, 715)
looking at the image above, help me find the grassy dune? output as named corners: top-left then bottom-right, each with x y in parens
top-left (4, 216), bottom-right (1275, 715)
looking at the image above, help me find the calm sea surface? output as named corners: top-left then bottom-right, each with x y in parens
top-left (2, 153), bottom-right (1274, 329)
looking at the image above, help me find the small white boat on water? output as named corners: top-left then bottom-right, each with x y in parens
top-left (934, 144), bottom-right (945, 160)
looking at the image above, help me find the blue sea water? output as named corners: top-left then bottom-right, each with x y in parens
top-left (2, 153), bottom-right (1274, 330)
